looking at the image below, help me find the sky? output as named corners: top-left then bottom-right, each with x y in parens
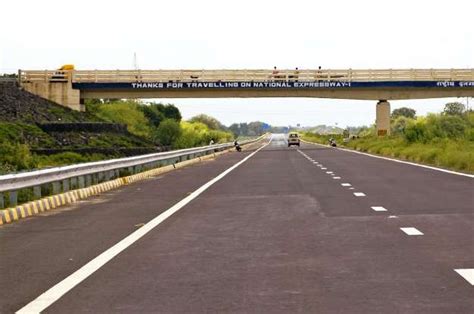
top-left (1, 0), bottom-right (473, 127)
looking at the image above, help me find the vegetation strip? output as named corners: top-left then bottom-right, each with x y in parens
top-left (300, 103), bottom-right (473, 174)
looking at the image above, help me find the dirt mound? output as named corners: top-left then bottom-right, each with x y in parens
top-left (0, 82), bottom-right (101, 123)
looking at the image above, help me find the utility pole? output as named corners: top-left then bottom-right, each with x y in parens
top-left (133, 52), bottom-right (139, 70)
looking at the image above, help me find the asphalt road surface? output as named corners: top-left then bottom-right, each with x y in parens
top-left (1, 134), bottom-right (473, 313)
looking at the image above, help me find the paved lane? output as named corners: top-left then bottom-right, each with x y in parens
top-left (0, 144), bottom-right (261, 313)
top-left (2, 135), bottom-right (473, 313)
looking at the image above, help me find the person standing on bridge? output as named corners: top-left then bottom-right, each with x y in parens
top-left (293, 67), bottom-right (299, 82)
top-left (272, 66), bottom-right (279, 81)
top-left (316, 66), bottom-right (322, 81)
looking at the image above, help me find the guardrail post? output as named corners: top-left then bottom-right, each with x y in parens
top-left (86, 175), bottom-right (92, 187)
top-left (96, 172), bottom-right (101, 183)
top-left (0, 192), bottom-right (4, 209)
top-left (78, 176), bottom-right (85, 188)
top-left (9, 191), bottom-right (18, 207)
top-left (70, 177), bottom-right (77, 190)
top-left (52, 182), bottom-right (61, 194)
top-left (63, 179), bottom-right (70, 192)
top-left (33, 186), bottom-right (42, 200)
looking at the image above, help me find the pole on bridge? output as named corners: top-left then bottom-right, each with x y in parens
top-left (376, 100), bottom-right (391, 136)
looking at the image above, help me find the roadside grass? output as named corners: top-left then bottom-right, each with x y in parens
top-left (302, 133), bottom-right (474, 174)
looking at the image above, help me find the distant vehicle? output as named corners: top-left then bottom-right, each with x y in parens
top-left (51, 64), bottom-right (75, 82)
top-left (234, 140), bottom-right (242, 152)
top-left (287, 132), bottom-right (300, 147)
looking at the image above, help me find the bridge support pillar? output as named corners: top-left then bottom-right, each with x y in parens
top-left (376, 100), bottom-right (391, 136)
top-left (21, 81), bottom-right (84, 111)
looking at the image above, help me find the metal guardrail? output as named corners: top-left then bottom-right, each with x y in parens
top-left (0, 136), bottom-right (265, 208)
top-left (19, 68), bottom-right (474, 84)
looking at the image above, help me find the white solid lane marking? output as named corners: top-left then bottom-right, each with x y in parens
top-left (333, 177), bottom-right (341, 179)
top-left (371, 206), bottom-right (388, 212)
top-left (17, 142), bottom-right (270, 313)
top-left (341, 183), bottom-right (351, 187)
top-left (400, 227), bottom-right (424, 235)
top-left (353, 192), bottom-right (366, 197)
top-left (454, 269), bottom-right (474, 285)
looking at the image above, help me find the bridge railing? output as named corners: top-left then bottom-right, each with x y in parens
top-left (0, 136), bottom-right (266, 209)
top-left (19, 68), bottom-right (474, 84)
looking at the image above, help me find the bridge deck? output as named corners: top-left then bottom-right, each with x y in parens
top-left (20, 68), bottom-right (474, 83)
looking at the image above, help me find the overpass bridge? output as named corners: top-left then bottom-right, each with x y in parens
top-left (19, 68), bottom-right (474, 135)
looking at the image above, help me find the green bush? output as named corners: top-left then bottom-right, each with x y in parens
top-left (154, 119), bottom-right (182, 146)
top-left (0, 141), bottom-right (36, 173)
top-left (87, 100), bottom-right (152, 138)
top-left (173, 121), bottom-right (234, 149)
top-left (404, 119), bottom-right (428, 143)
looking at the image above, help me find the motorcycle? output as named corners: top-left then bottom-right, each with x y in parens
top-left (234, 141), bottom-right (242, 152)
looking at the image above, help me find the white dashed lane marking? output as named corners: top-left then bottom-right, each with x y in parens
top-left (326, 171), bottom-right (333, 174)
top-left (371, 206), bottom-right (388, 212)
top-left (353, 192), bottom-right (366, 197)
top-left (321, 168), bottom-right (327, 170)
top-left (332, 177), bottom-right (341, 179)
top-left (454, 269), bottom-right (474, 285)
top-left (400, 227), bottom-right (424, 236)
top-left (341, 183), bottom-right (351, 187)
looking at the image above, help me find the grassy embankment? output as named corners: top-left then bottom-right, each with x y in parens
top-left (301, 112), bottom-right (474, 174)
top-left (0, 99), bottom-right (235, 174)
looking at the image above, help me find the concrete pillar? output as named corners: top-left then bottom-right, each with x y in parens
top-left (376, 100), bottom-right (391, 136)
top-left (22, 81), bottom-right (83, 111)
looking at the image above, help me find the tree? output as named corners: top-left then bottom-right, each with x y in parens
top-left (140, 105), bottom-right (165, 127)
top-left (140, 103), bottom-right (182, 127)
top-left (247, 121), bottom-right (266, 136)
top-left (392, 107), bottom-right (416, 119)
top-left (162, 104), bottom-right (182, 122)
top-left (189, 114), bottom-right (226, 131)
top-left (443, 102), bottom-right (466, 116)
top-left (154, 119), bottom-right (182, 146)
top-left (391, 116), bottom-right (411, 135)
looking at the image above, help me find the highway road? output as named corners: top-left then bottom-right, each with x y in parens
top-left (1, 134), bottom-right (473, 313)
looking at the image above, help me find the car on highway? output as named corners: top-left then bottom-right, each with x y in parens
top-left (287, 132), bottom-right (300, 147)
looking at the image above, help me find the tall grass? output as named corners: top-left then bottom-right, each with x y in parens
top-left (302, 112), bottom-right (474, 174)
